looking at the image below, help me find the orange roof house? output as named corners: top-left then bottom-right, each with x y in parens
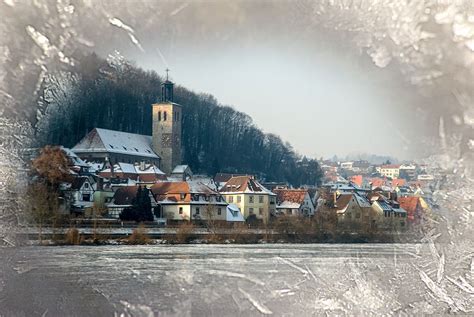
top-left (398, 196), bottom-right (425, 222)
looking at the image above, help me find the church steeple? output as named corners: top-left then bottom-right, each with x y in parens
top-left (161, 68), bottom-right (174, 102)
top-left (152, 69), bottom-right (182, 175)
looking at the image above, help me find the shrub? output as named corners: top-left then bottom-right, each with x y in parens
top-left (65, 227), bottom-right (81, 245)
top-left (127, 225), bottom-right (151, 245)
top-left (175, 222), bottom-right (194, 244)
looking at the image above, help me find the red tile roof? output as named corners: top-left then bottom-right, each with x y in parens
top-left (273, 189), bottom-right (307, 205)
top-left (381, 164), bottom-right (401, 169)
top-left (398, 196), bottom-right (420, 220)
top-left (391, 178), bottom-right (406, 187)
top-left (349, 175), bottom-right (363, 187)
top-left (370, 178), bottom-right (386, 188)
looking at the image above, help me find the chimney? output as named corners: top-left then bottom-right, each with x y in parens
top-left (333, 192), bottom-right (337, 207)
top-left (140, 161), bottom-right (145, 171)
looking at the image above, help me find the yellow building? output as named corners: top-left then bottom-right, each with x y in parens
top-left (219, 176), bottom-right (276, 222)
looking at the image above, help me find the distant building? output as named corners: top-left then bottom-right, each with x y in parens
top-left (340, 161), bottom-right (354, 170)
top-left (219, 175), bottom-right (276, 222)
top-left (378, 164), bottom-right (401, 179)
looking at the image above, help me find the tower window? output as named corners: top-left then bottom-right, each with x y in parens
top-left (158, 111), bottom-right (161, 121)
top-left (164, 111), bottom-right (167, 121)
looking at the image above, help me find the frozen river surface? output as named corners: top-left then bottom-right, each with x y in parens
top-left (1, 244), bottom-right (436, 316)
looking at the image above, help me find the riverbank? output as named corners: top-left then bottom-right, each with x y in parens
top-left (17, 225), bottom-right (421, 245)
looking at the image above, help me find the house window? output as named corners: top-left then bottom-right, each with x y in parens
top-left (180, 193), bottom-right (186, 200)
top-left (205, 195), bottom-right (209, 201)
top-left (259, 195), bottom-right (263, 203)
top-left (158, 111), bottom-right (161, 121)
top-left (164, 111), bottom-right (167, 121)
top-left (217, 208), bottom-right (222, 215)
top-left (228, 196), bottom-right (233, 203)
top-left (176, 111), bottom-right (180, 121)
top-left (82, 194), bottom-right (91, 201)
top-left (179, 207), bottom-right (183, 215)
top-left (237, 196), bottom-right (241, 203)
top-left (195, 207), bottom-right (200, 215)
top-left (259, 208), bottom-right (263, 215)
top-left (249, 207), bottom-right (254, 214)
top-left (249, 196), bottom-right (254, 203)
top-left (84, 183), bottom-right (89, 189)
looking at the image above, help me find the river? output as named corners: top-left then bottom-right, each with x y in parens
top-left (0, 244), bottom-right (434, 316)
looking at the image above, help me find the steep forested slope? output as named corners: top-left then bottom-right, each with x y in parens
top-left (37, 52), bottom-right (321, 186)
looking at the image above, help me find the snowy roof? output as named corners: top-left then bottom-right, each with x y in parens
top-left (72, 128), bottom-right (159, 159)
top-left (61, 147), bottom-right (89, 167)
top-left (276, 201), bottom-right (301, 209)
top-left (171, 165), bottom-right (191, 174)
top-left (226, 204), bottom-right (245, 222)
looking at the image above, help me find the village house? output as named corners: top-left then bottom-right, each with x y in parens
top-left (368, 192), bottom-right (407, 231)
top-left (150, 181), bottom-right (228, 221)
top-left (316, 190), bottom-right (375, 232)
top-left (63, 175), bottom-right (97, 215)
top-left (219, 175), bottom-right (276, 222)
top-left (273, 188), bottom-right (315, 216)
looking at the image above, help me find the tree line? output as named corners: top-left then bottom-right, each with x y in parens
top-left (37, 52), bottom-right (322, 186)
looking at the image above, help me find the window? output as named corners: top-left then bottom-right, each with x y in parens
top-left (228, 196), bottom-right (233, 203)
top-left (259, 195), bottom-right (264, 203)
top-left (195, 207), bottom-right (200, 215)
top-left (84, 182), bottom-right (89, 189)
top-left (259, 208), bottom-right (263, 215)
top-left (164, 111), bottom-right (167, 121)
top-left (237, 196), bottom-right (241, 203)
top-left (217, 208), bottom-right (222, 215)
top-left (205, 195), bottom-right (209, 201)
top-left (179, 207), bottom-right (183, 215)
top-left (176, 111), bottom-right (180, 121)
top-left (249, 195), bottom-right (254, 203)
top-left (82, 194), bottom-right (91, 201)
top-left (180, 193), bottom-right (186, 200)
top-left (158, 111), bottom-right (161, 121)
top-left (249, 207), bottom-right (254, 214)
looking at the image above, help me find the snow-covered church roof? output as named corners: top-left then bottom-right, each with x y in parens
top-left (72, 128), bottom-right (159, 159)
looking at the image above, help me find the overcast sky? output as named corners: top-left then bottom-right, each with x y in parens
top-left (91, 1), bottom-right (430, 161)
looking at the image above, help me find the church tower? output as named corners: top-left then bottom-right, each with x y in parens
top-left (152, 70), bottom-right (182, 175)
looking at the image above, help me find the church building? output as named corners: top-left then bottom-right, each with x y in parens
top-left (71, 72), bottom-right (183, 175)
